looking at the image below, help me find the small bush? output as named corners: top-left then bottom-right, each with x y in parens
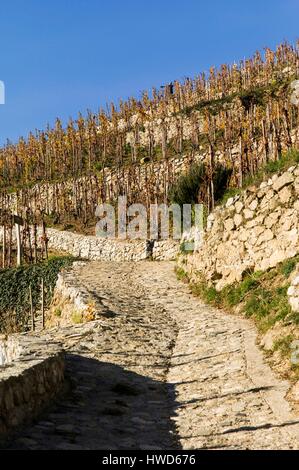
top-left (273, 335), bottom-right (294, 357)
top-left (220, 188), bottom-right (241, 205)
top-left (189, 283), bottom-right (203, 297)
top-left (169, 163), bottom-right (206, 206)
top-left (175, 267), bottom-right (188, 282)
top-left (190, 280), bottom-right (222, 306)
top-left (265, 160), bottom-right (284, 174)
top-left (287, 312), bottom-right (299, 325)
top-left (262, 149), bottom-right (299, 176)
top-left (222, 274), bottom-right (261, 308)
top-left (169, 162), bottom-right (231, 208)
top-left (244, 290), bottom-right (270, 318)
top-left (239, 87), bottom-right (266, 110)
top-left (54, 307), bottom-right (62, 317)
top-left (71, 311), bottom-right (83, 324)
top-left (223, 286), bottom-right (244, 307)
top-left (203, 286), bottom-right (221, 305)
top-left (280, 258), bottom-right (297, 278)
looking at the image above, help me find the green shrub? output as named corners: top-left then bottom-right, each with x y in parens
top-left (239, 87), bottom-right (266, 110)
top-left (54, 307), bottom-right (62, 317)
top-left (71, 311), bottom-right (83, 324)
top-left (244, 289), bottom-right (271, 318)
top-left (169, 162), bottom-right (206, 206)
top-left (273, 335), bottom-right (294, 356)
top-left (169, 162), bottom-right (231, 208)
top-left (189, 280), bottom-right (222, 306)
top-left (221, 273), bottom-right (261, 308)
top-left (0, 256), bottom-right (74, 333)
top-left (203, 286), bottom-right (221, 305)
top-left (220, 188), bottom-right (241, 205)
top-left (287, 312), bottom-right (299, 325)
top-left (175, 267), bottom-right (188, 282)
top-left (264, 160), bottom-right (284, 174)
top-left (280, 258), bottom-right (297, 278)
top-left (189, 283), bottom-right (203, 297)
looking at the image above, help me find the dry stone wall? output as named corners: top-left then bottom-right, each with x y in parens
top-left (180, 165), bottom-right (299, 291)
top-left (9, 123), bottom-right (298, 219)
top-left (44, 228), bottom-right (179, 262)
top-left (0, 334), bottom-right (64, 443)
top-left (46, 228), bottom-right (151, 261)
top-left (46, 261), bottom-right (98, 328)
top-left (0, 226), bottom-right (180, 262)
top-left (287, 268), bottom-right (299, 312)
top-left (6, 153), bottom-right (196, 217)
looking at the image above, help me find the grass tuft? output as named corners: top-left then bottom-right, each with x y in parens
top-left (280, 258), bottom-right (297, 278)
top-left (273, 335), bottom-right (295, 357)
top-left (71, 311), bottom-right (83, 324)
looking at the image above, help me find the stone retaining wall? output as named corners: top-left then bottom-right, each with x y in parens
top-left (288, 268), bottom-right (299, 312)
top-left (179, 164), bottom-right (299, 291)
top-left (6, 153), bottom-right (196, 218)
top-left (46, 228), bottom-right (151, 261)
top-left (0, 337), bottom-right (21, 366)
top-left (0, 334), bottom-right (64, 443)
top-left (152, 239), bottom-right (181, 261)
top-left (45, 228), bottom-right (180, 261)
top-left (46, 261), bottom-right (98, 328)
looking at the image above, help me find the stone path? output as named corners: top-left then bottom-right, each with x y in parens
top-left (5, 261), bottom-right (299, 450)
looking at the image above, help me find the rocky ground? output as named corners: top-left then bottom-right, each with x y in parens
top-left (4, 261), bottom-right (299, 450)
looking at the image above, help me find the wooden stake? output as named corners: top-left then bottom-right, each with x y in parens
top-left (2, 225), bottom-right (6, 269)
top-left (29, 285), bottom-right (35, 331)
top-left (8, 223), bottom-right (12, 268)
top-left (41, 278), bottom-right (45, 330)
top-left (42, 221), bottom-right (48, 260)
top-left (33, 224), bottom-right (38, 264)
top-left (15, 222), bottom-right (22, 267)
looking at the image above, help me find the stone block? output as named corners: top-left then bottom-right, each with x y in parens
top-left (224, 218), bottom-right (235, 231)
top-left (249, 199), bottom-right (258, 211)
top-left (273, 172), bottom-right (294, 192)
top-left (235, 201), bottom-right (244, 214)
top-left (278, 186), bottom-right (292, 204)
top-left (234, 214), bottom-right (243, 227)
top-left (244, 209), bottom-right (254, 220)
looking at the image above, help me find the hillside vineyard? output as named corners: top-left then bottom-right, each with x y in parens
top-left (0, 42), bottom-right (299, 231)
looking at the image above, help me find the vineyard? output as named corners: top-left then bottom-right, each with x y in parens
top-left (0, 41), bottom-right (297, 333)
top-left (0, 42), bottom-right (299, 237)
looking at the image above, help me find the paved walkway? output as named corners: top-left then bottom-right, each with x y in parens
top-left (6, 261), bottom-right (299, 450)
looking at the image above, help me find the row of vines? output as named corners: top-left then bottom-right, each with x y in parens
top-left (0, 43), bottom-right (297, 185)
top-left (0, 203), bottom-right (48, 268)
top-left (0, 42), bottom-right (298, 229)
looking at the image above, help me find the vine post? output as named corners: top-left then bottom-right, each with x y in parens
top-left (29, 285), bottom-right (34, 332)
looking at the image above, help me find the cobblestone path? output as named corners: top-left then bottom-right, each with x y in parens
top-left (6, 261), bottom-right (299, 450)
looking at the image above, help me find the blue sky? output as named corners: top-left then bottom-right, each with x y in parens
top-left (0, 0), bottom-right (298, 145)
